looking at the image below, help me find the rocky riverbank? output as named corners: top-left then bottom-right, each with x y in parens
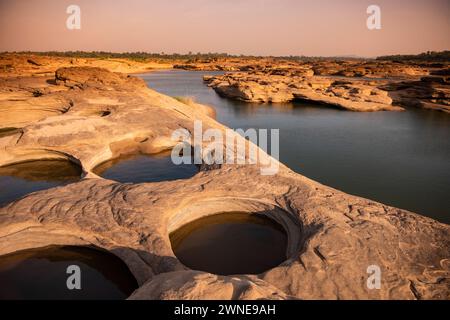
top-left (0, 53), bottom-right (173, 78)
top-left (0, 61), bottom-right (448, 300)
top-left (174, 57), bottom-right (432, 78)
top-left (203, 66), bottom-right (449, 113)
top-left (381, 71), bottom-right (450, 113)
top-left (204, 71), bottom-right (403, 111)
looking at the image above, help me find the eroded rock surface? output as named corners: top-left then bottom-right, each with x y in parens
top-left (204, 63), bottom-right (450, 113)
top-left (0, 53), bottom-right (173, 77)
top-left (381, 71), bottom-right (450, 113)
top-left (0, 65), bottom-right (448, 300)
top-left (129, 271), bottom-right (293, 300)
top-left (174, 57), bottom-right (432, 80)
top-left (311, 59), bottom-right (429, 78)
top-left (204, 71), bottom-right (402, 111)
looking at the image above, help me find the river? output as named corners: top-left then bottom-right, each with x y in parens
top-left (140, 70), bottom-right (450, 224)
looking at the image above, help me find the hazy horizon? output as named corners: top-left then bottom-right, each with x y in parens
top-left (3, 51), bottom-right (448, 59)
top-left (1, 0), bottom-right (449, 57)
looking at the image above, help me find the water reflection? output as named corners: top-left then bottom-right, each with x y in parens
top-left (170, 212), bottom-right (288, 275)
top-left (141, 70), bottom-right (450, 223)
top-left (93, 151), bottom-right (198, 184)
top-left (0, 246), bottom-right (138, 300)
top-left (0, 160), bottom-right (82, 207)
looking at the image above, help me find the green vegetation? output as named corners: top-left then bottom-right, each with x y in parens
top-left (2, 50), bottom-right (448, 63)
top-left (1, 51), bottom-right (365, 62)
top-left (377, 51), bottom-right (450, 62)
top-left (2, 51), bottom-right (238, 62)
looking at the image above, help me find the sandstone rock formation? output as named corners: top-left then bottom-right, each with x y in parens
top-left (0, 76), bottom-right (74, 129)
top-left (174, 56), bottom-right (449, 113)
top-left (311, 59), bottom-right (429, 78)
top-left (0, 67), bottom-right (216, 169)
top-left (204, 72), bottom-right (402, 111)
top-left (380, 71), bottom-right (450, 113)
top-left (173, 96), bottom-right (216, 118)
top-left (174, 57), bottom-right (273, 71)
top-left (0, 65), bottom-right (448, 300)
top-left (129, 271), bottom-right (293, 300)
top-left (0, 53), bottom-right (173, 78)
top-left (174, 57), bottom-right (432, 79)
top-left (0, 53), bottom-right (174, 129)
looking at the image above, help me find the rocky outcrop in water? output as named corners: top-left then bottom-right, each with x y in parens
top-left (311, 60), bottom-right (429, 78)
top-left (204, 71), bottom-right (402, 111)
top-left (380, 71), bottom-right (450, 113)
top-left (173, 57), bottom-right (275, 71)
top-left (174, 57), bottom-right (432, 79)
top-left (179, 57), bottom-right (450, 113)
top-left (0, 65), bottom-right (448, 300)
top-left (204, 63), bottom-right (450, 113)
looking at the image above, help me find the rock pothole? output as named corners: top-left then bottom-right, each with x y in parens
top-left (170, 212), bottom-right (288, 275)
top-left (168, 199), bottom-right (302, 276)
top-left (92, 150), bottom-right (198, 184)
top-left (0, 245), bottom-right (138, 300)
top-left (0, 159), bottom-right (82, 207)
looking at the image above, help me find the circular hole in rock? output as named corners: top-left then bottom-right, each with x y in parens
top-left (0, 246), bottom-right (138, 300)
top-left (93, 150), bottom-right (198, 183)
top-left (0, 160), bottom-right (82, 207)
top-left (170, 212), bottom-right (288, 276)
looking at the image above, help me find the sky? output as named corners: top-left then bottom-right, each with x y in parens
top-left (0, 0), bottom-right (449, 57)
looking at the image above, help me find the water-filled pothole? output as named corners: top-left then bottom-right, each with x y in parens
top-left (0, 160), bottom-right (82, 207)
top-left (170, 212), bottom-right (288, 275)
top-left (0, 246), bottom-right (138, 300)
top-left (93, 151), bottom-right (198, 183)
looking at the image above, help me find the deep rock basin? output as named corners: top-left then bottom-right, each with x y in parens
top-left (0, 160), bottom-right (82, 207)
top-left (170, 212), bottom-right (288, 276)
top-left (92, 151), bottom-right (198, 183)
top-left (0, 245), bottom-right (138, 300)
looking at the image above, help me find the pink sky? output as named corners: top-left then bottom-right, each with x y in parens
top-left (0, 0), bottom-right (449, 57)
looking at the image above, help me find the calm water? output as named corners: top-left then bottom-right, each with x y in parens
top-left (93, 151), bottom-right (198, 184)
top-left (0, 160), bottom-right (82, 207)
top-left (0, 246), bottom-right (138, 300)
top-left (141, 70), bottom-right (450, 224)
top-left (170, 212), bottom-right (288, 275)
